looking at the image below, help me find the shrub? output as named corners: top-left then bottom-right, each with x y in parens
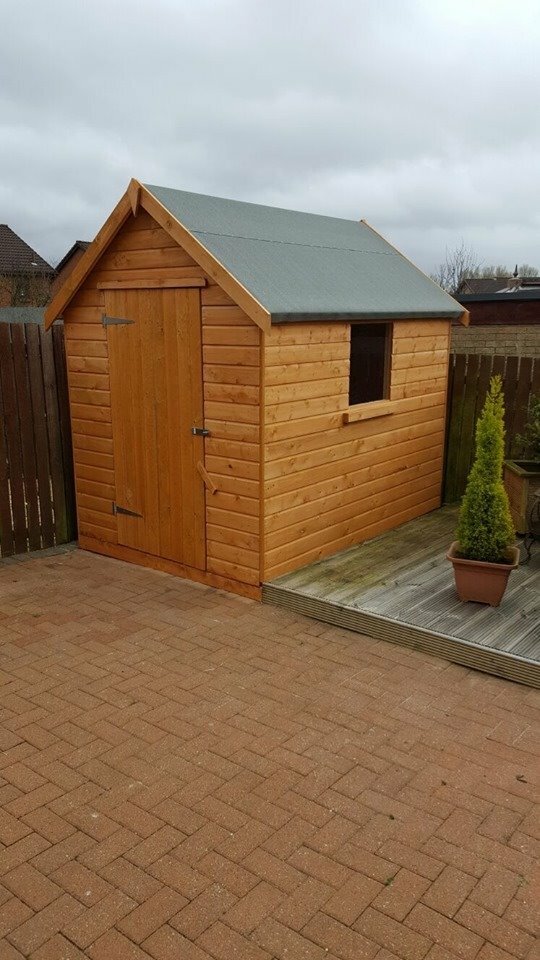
top-left (457, 376), bottom-right (515, 562)
top-left (514, 394), bottom-right (540, 461)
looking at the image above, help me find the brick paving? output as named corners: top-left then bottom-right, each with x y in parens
top-left (0, 548), bottom-right (538, 960)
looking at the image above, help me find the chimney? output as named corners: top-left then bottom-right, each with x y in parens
top-left (502, 265), bottom-right (521, 292)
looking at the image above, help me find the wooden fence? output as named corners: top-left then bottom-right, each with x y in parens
top-left (0, 315), bottom-right (76, 557)
top-left (444, 353), bottom-right (540, 503)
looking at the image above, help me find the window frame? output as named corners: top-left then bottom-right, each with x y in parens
top-left (348, 320), bottom-right (393, 408)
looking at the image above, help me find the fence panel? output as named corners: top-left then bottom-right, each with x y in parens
top-left (0, 317), bottom-right (76, 557)
top-left (443, 353), bottom-right (538, 503)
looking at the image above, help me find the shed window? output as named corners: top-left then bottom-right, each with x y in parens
top-left (348, 322), bottom-right (391, 405)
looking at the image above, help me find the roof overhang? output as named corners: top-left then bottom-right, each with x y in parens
top-left (44, 180), bottom-right (271, 332)
top-left (45, 179), bottom-right (468, 331)
top-left (271, 309), bottom-right (468, 324)
top-left (458, 292), bottom-right (540, 303)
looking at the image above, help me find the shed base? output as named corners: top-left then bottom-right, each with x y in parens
top-left (78, 536), bottom-right (262, 600)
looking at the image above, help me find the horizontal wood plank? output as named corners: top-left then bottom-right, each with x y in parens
top-left (97, 277), bottom-right (206, 290)
top-left (203, 345), bottom-right (260, 366)
top-left (201, 286), bottom-right (236, 307)
top-left (202, 306), bottom-right (252, 325)
top-left (204, 382), bottom-right (259, 405)
top-left (264, 359), bottom-right (349, 387)
top-left (266, 324), bottom-right (349, 345)
top-left (203, 364), bottom-right (260, 387)
top-left (203, 325), bottom-right (259, 346)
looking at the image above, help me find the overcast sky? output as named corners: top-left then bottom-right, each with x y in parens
top-left (1, 0), bottom-right (538, 274)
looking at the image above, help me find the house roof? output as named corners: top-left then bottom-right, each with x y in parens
top-left (0, 225), bottom-right (54, 275)
top-left (457, 276), bottom-right (540, 296)
top-left (459, 290), bottom-right (540, 303)
top-left (45, 179), bottom-right (466, 330)
top-left (55, 241), bottom-right (90, 273)
top-left (145, 184), bottom-right (464, 322)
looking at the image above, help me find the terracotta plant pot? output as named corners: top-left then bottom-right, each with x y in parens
top-left (447, 541), bottom-right (520, 607)
top-left (503, 460), bottom-right (540, 535)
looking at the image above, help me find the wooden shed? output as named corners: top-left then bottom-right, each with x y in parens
top-left (45, 179), bottom-right (467, 598)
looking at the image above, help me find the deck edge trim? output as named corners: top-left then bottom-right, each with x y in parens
top-left (262, 584), bottom-right (540, 689)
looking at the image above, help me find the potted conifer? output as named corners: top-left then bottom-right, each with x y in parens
top-left (503, 395), bottom-right (540, 534)
top-left (447, 376), bottom-right (519, 606)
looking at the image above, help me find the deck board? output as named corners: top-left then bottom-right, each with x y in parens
top-left (263, 506), bottom-right (540, 687)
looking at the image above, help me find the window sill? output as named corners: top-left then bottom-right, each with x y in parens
top-left (342, 400), bottom-right (396, 425)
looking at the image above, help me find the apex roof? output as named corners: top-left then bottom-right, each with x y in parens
top-left (45, 179), bottom-right (466, 329)
top-left (146, 183), bottom-right (463, 322)
top-left (0, 225), bottom-right (54, 275)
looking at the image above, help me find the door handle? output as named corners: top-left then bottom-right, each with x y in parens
top-left (197, 461), bottom-right (218, 495)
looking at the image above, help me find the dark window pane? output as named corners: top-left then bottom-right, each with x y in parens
top-left (349, 323), bottom-right (389, 405)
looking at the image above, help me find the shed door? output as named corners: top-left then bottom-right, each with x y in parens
top-left (105, 287), bottom-right (205, 569)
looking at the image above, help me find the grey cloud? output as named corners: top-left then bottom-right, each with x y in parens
top-left (1, 0), bottom-right (538, 273)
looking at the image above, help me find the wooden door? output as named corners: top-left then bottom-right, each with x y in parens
top-left (105, 287), bottom-right (205, 569)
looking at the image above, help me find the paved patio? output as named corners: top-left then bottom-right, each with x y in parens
top-left (0, 548), bottom-right (538, 960)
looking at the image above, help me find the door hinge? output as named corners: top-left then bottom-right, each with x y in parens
top-left (113, 503), bottom-right (142, 518)
top-left (102, 314), bottom-right (135, 326)
top-left (191, 426), bottom-right (211, 437)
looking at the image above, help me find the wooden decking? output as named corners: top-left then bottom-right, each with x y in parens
top-left (263, 507), bottom-right (540, 687)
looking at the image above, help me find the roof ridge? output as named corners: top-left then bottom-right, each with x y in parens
top-left (144, 182), bottom-right (366, 227)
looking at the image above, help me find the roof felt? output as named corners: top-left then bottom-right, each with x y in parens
top-left (145, 184), bottom-right (463, 322)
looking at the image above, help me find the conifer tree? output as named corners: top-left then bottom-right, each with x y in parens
top-left (457, 376), bottom-right (514, 562)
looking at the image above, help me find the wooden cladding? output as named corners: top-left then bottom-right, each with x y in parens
top-left (0, 319), bottom-right (76, 557)
top-left (202, 303), bottom-right (261, 586)
top-left (63, 206), bottom-right (262, 590)
top-left (262, 319), bottom-right (451, 580)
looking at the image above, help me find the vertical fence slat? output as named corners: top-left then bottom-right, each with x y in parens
top-left (40, 325), bottom-right (69, 545)
top-left (512, 357), bottom-right (533, 455)
top-left (11, 325), bottom-right (41, 550)
top-left (52, 325), bottom-right (77, 542)
top-left (0, 384), bottom-right (15, 557)
top-left (0, 325), bottom-right (28, 553)
top-left (491, 354), bottom-right (506, 384)
top-left (25, 324), bottom-right (55, 548)
top-left (443, 353), bottom-right (467, 503)
top-left (473, 355), bottom-right (493, 429)
top-left (502, 356), bottom-right (519, 456)
top-left (442, 353), bottom-right (455, 497)
top-left (531, 357), bottom-right (540, 397)
top-left (454, 354), bottom-right (480, 497)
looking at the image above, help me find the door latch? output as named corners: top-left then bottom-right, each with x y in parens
top-left (191, 427), bottom-right (211, 437)
top-left (113, 503), bottom-right (142, 518)
top-left (102, 314), bottom-right (134, 326)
